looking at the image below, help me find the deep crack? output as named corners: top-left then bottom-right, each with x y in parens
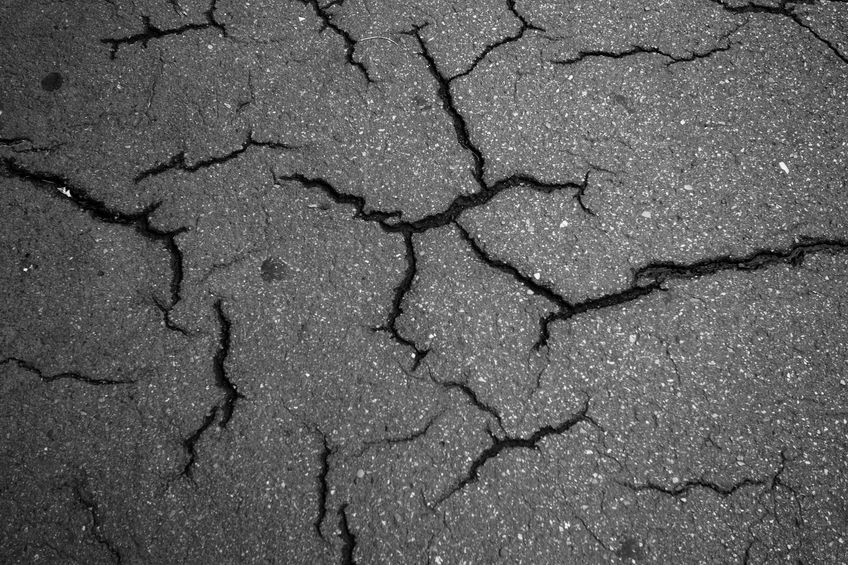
top-left (338, 504), bottom-right (358, 565)
top-left (407, 24), bottom-right (485, 183)
top-left (100, 1), bottom-right (227, 58)
top-left (213, 299), bottom-right (243, 428)
top-left (299, 0), bottom-right (374, 83)
top-left (536, 238), bottom-right (848, 349)
top-left (373, 232), bottom-right (429, 367)
top-left (1, 158), bottom-right (189, 333)
top-left (315, 434), bottom-right (332, 539)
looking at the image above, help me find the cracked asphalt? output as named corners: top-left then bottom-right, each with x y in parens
top-left (1, 0), bottom-right (847, 563)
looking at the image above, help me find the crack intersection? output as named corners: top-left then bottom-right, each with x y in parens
top-left (1, 158), bottom-right (189, 334)
top-left (435, 396), bottom-right (592, 505)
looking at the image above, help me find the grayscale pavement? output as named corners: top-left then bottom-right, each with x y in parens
top-left (1, 0), bottom-right (847, 563)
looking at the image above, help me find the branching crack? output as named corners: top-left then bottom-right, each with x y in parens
top-left (177, 300), bottom-right (244, 480)
top-left (134, 131), bottom-right (299, 183)
top-left (435, 396), bottom-right (591, 505)
top-left (0, 357), bottom-right (135, 386)
top-left (100, 0), bottom-right (228, 58)
top-left (406, 25), bottom-right (485, 183)
top-left (450, 0), bottom-right (545, 81)
top-left (298, 0), bottom-right (374, 83)
top-left (1, 159), bottom-right (189, 333)
top-left (705, 0), bottom-right (848, 65)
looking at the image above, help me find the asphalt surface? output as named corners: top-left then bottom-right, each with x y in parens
top-left (1, 1), bottom-right (847, 564)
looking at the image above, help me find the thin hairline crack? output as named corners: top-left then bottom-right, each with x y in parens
top-left (1, 357), bottom-right (135, 386)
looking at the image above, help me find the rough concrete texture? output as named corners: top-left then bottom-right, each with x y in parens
top-left (1, 0), bottom-right (847, 563)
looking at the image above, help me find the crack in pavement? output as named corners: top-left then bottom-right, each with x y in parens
top-left (273, 168), bottom-right (589, 363)
top-left (133, 130), bottom-right (300, 183)
top-left (315, 433), bottom-right (332, 539)
top-left (407, 24), bottom-right (485, 183)
top-left (357, 412), bottom-right (442, 456)
top-left (535, 238), bottom-right (848, 349)
top-left (179, 407), bottom-right (218, 481)
top-left (374, 232), bottom-right (429, 368)
top-left (338, 503), bottom-right (358, 565)
top-left (450, 0), bottom-right (546, 81)
top-left (551, 42), bottom-right (735, 67)
top-left (213, 299), bottom-right (243, 428)
top-left (177, 300), bottom-right (244, 480)
top-left (298, 0), bottom-right (374, 83)
top-left (549, 23), bottom-right (744, 68)
top-left (705, 0), bottom-right (848, 65)
top-left (0, 357), bottom-right (135, 386)
top-left (1, 158), bottom-right (189, 334)
top-left (65, 477), bottom-right (123, 564)
top-left (619, 449), bottom-right (794, 499)
top-left (455, 222), bottom-right (570, 313)
top-left (424, 366), bottom-right (505, 433)
top-left (100, 0), bottom-right (228, 58)
top-left (622, 476), bottom-right (766, 498)
top-left (434, 396), bottom-right (593, 505)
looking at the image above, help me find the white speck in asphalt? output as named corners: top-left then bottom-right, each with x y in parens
top-left (684, 184), bottom-right (693, 191)
top-left (356, 469), bottom-right (365, 479)
top-left (629, 334), bottom-right (637, 344)
top-left (559, 219), bottom-right (568, 228)
top-left (533, 272), bottom-right (541, 280)
top-left (57, 186), bottom-right (71, 198)
top-left (641, 210), bottom-right (652, 218)
top-left (779, 161), bottom-right (790, 174)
